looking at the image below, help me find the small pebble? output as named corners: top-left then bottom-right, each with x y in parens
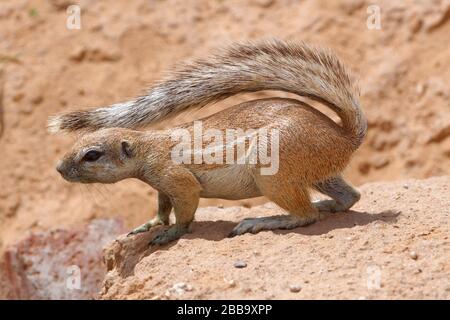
top-left (174, 282), bottom-right (187, 289)
top-left (224, 278), bottom-right (236, 287)
top-left (403, 184), bottom-right (409, 189)
top-left (409, 251), bottom-right (418, 260)
top-left (234, 260), bottom-right (247, 268)
top-left (170, 282), bottom-right (193, 295)
top-left (289, 284), bottom-right (302, 293)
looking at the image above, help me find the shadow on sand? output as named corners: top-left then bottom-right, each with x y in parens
top-left (113, 209), bottom-right (400, 277)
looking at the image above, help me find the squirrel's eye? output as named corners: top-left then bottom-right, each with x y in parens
top-left (82, 150), bottom-right (103, 162)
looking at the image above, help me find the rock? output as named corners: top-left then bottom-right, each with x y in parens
top-left (234, 260), bottom-right (247, 268)
top-left (168, 282), bottom-right (193, 296)
top-left (409, 251), bottom-right (418, 260)
top-left (289, 284), bottom-right (302, 293)
top-left (224, 278), bottom-right (236, 287)
top-left (0, 218), bottom-right (124, 299)
top-left (416, 82), bottom-right (426, 96)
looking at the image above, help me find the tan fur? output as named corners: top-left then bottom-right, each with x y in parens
top-left (53, 41), bottom-right (367, 245)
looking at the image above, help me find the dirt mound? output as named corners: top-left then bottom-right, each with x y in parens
top-left (100, 176), bottom-right (449, 300)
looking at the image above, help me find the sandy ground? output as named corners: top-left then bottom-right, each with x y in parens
top-left (0, 0), bottom-right (449, 299)
top-left (100, 176), bottom-right (449, 300)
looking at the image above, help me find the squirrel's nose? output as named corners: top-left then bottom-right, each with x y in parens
top-left (56, 160), bottom-right (64, 175)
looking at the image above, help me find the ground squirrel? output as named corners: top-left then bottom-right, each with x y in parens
top-left (49, 40), bottom-right (367, 245)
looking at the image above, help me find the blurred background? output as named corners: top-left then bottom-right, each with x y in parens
top-left (0, 0), bottom-right (448, 285)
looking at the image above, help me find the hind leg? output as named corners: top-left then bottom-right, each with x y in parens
top-left (229, 180), bottom-right (319, 237)
top-left (313, 175), bottom-right (361, 213)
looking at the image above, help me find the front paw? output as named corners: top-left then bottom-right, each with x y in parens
top-left (127, 217), bottom-right (165, 236)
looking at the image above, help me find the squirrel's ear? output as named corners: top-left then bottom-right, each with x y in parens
top-left (121, 140), bottom-right (134, 158)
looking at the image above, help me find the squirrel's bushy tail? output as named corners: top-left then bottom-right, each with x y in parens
top-left (48, 40), bottom-right (367, 146)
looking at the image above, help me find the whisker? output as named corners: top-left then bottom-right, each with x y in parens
top-left (85, 184), bottom-right (101, 206)
top-left (77, 184), bottom-right (92, 213)
top-left (92, 184), bottom-right (121, 216)
top-left (94, 184), bottom-right (110, 202)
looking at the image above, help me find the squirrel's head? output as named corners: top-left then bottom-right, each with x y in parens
top-left (56, 128), bottom-right (141, 184)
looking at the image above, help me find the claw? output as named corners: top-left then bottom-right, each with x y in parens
top-left (228, 230), bottom-right (237, 238)
top-left (127, 217), bottom-right (165, 237)
top-left (127, 223), bottom-right (151, 237)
